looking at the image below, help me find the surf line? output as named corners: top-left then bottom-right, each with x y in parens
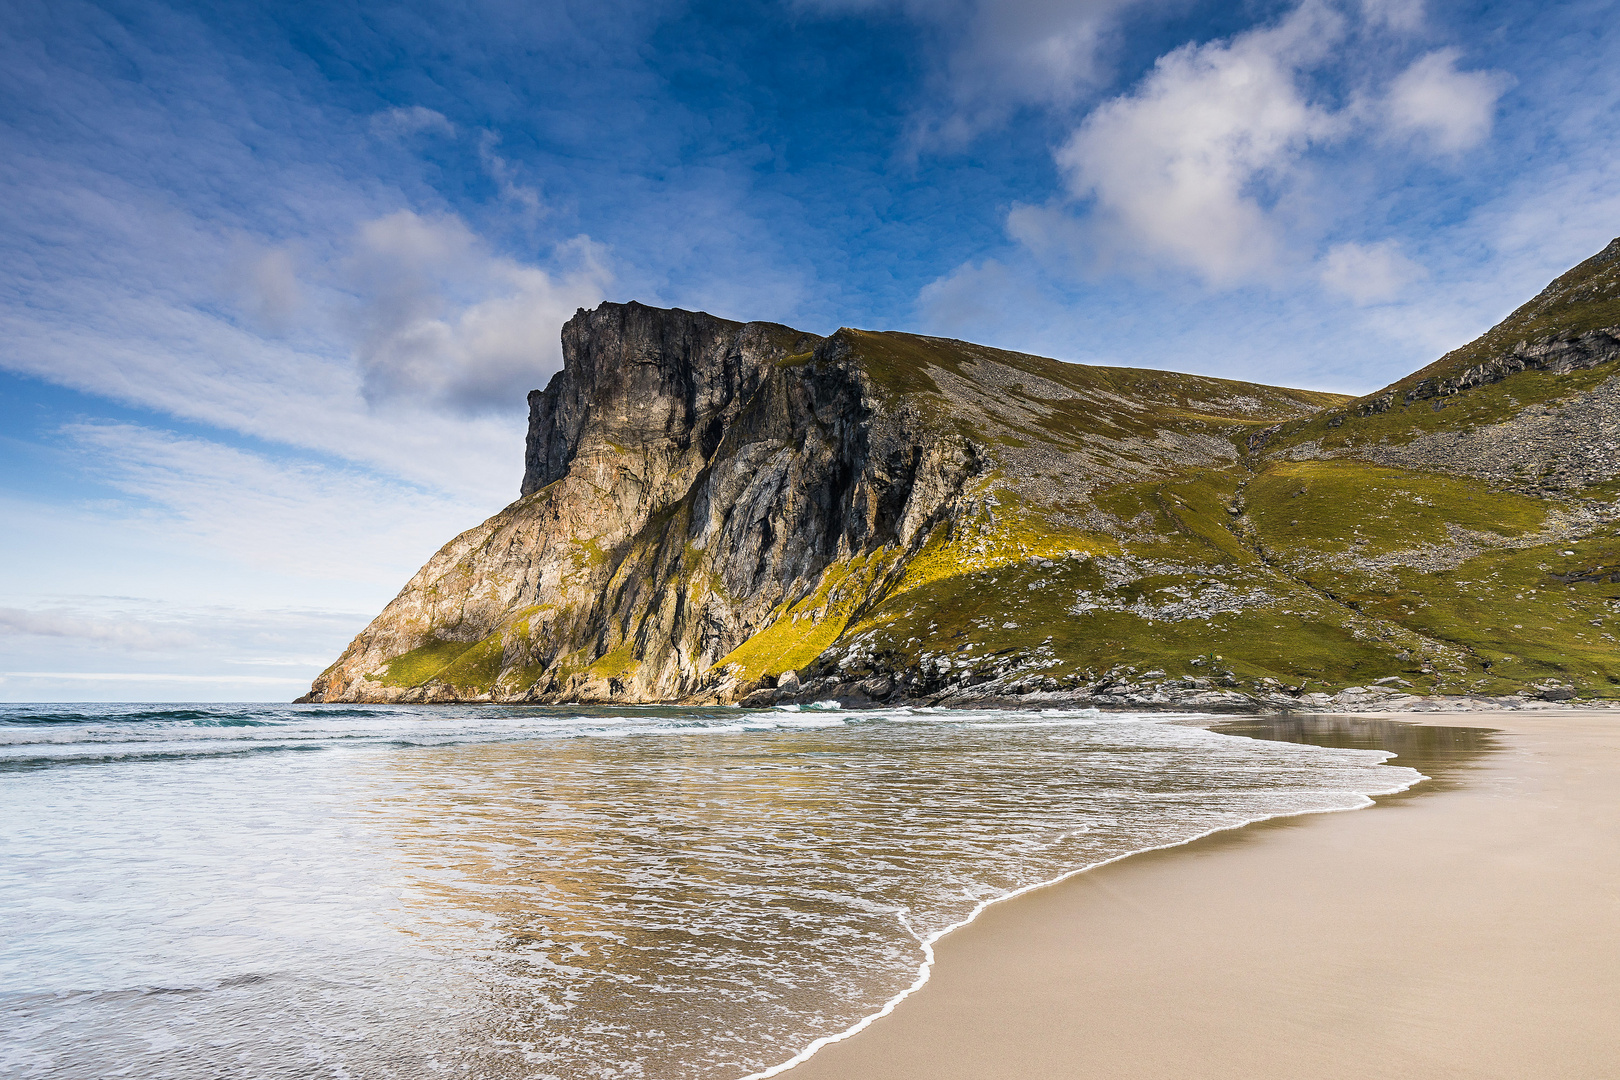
top-left (735, 762), bottom-right (1419, 1080)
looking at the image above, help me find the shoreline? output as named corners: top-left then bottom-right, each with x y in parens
top-left (738, 733), bottom-right (1421, 1080)
top-left (298, 687), bottom-right (1620, 715)
top-left (737, 712), bottom-right (1444, 1080)
top-left (773, 709), bottom-right (1620, 1080)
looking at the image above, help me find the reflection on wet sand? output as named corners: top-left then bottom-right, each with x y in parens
top-left (356, 734), bottom-right (926, 1078)
top-left (348, 715), bottom-right (1427, 1079)
top-left (1211, 715), bottom-right (1501, 793)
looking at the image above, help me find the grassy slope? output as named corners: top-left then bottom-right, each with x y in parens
top-left (843, 328), bottom-right (1346, 443)
top-left (816, 456), bottom-right (1620, 702)
top-left (757, 255), bottom-right (1620, 700)
top-left (369, 241), bottom-right (1620, 702)
top-left (1273, 239), bottom-right (1620, 452)
top-left (827, 464), bottom-right (1455, 698)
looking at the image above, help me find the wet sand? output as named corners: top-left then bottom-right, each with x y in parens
top-left (786, 710), bottom-right (1620, 1080)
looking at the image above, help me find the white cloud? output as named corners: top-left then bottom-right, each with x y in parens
top-left (0, 182), bottom-right (601, 501)
top-left (1359, 0), bottom-right (1424, 32)
top-left (0, 608), bottom-right (198, 651)
top-left (1053, 3), bottom-right (1343, 285)
top-left (0, 293), bottom-right (522, 503)
top-left (0, 112), bottom-right (606, 700)
top-left (1385, 49), bottom-right (1512, 153)
top-left (479, 131), bottom-right (545, 219)
top-left (1, 671), bottom-right (306, 684)
top-left (369, 105), bottom-right (457, 140)
top-left (344, 210), bottom-right (611, 414)
top-left (922, 0), bottom-right (1148, 137)
top-left (1021, 4), bottom-right (1512, 291)
top-left (0, 413), bottom-right (495, 701)
top-left (232, 245), bottom-right (305, 334)
top-left (0, 582), bottom-right (374, 703)
top-left (916, 259), bottom-right (1019, 334)
top-left (0, 670), bottom-right (310, 703)
top-left (1319, 240), bottom-right (1429, 303)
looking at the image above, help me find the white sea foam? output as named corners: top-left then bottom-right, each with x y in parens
top-left (738, 765), bottom-right (1415, 1080)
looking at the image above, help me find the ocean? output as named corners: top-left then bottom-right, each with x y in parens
top-left (0, 702), bottom-right (1422, 1079)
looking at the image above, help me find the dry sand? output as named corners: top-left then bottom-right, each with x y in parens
top-left (786, 710), bottom-right (1620, 1080)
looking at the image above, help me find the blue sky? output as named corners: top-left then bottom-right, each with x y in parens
top-left (3, 0), bottom-right (1618, 700)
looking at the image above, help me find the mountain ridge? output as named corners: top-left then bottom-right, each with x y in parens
top-left (301, 239), bottom-right (1620, 711)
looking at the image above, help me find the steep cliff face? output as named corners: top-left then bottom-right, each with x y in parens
top-left (304, 303), bottom-right (980, 703)
top-left (306, 238), bottom-right (1620, 709)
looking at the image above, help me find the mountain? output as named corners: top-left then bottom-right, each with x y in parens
top-left (301, 239), bottom-right (1620, 711)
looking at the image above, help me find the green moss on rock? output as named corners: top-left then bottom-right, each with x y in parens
top-left (375, 640), bottom-right (475, 688)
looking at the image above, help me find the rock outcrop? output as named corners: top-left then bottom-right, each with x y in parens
top-left (304, 237), bottom-right (1620, 708)
top-left (304, 303), bottom-right (978, 703)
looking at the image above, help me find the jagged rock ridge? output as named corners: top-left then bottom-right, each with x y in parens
top-left (305, 238), bottom-right (1620, 709)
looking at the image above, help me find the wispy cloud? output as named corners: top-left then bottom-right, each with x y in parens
top-left (0, 608), bottom-right (198, 651)
top-left (63, 421), bottom-right (490, 584)
top-left (1319, 240), bottom-right (1429, 304)
top-left (793, 0), bottom-right (1160, 142)
top-left (0, 191), bottom-right (572, 501)
top-left (370, 105), bottom-right (458, 140)
top-left (915, 258), bottom-right (1021, 335)
top-left (231, 245), bottom-right (308, 335)
top-left (478, 130), bottom-right (545, 219)
top-left (0, 671), bottom-right (308, 684)
top-left (0, 10), bottom-right (612, 504)
top-left (1359, 0), bottom-right (1425, 33)
top-left (0, 593), bottom-right (370, 702)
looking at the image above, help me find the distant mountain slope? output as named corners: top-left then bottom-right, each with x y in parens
top-left (1258, 237), bottom-right (1620, 492)
top-left (303, 239), bottom-right (1620, 710)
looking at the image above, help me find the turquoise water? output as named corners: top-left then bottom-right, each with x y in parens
top-left (0, 703), bottom-right (1421, 1079)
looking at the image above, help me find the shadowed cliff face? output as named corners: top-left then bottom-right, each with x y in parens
top-left (521, 304), bottom-right (782, 498)
top-left (306, 239), bottom-right (1620, 709)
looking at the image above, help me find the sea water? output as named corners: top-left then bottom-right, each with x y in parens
top-left (0, 703), bottom-right (1421, 1079)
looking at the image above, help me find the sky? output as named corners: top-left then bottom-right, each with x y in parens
top-left (2, 0), bottom-right (1618, 701)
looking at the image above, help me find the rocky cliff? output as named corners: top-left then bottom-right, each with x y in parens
top-left (303, 302), bottom-right (981, 704)
top-left (303, 239), bottom-right (1620, 710)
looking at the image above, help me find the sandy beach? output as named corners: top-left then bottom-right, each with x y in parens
top-left (786, 710), bottom-right (1620, 1080)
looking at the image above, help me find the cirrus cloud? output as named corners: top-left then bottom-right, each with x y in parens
top-left (369, 105), bottom-right (457, 140)
top-left (792, 0), bottom-right (1159, 142)
top-left (0, 607), bottom-right (198, 651)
